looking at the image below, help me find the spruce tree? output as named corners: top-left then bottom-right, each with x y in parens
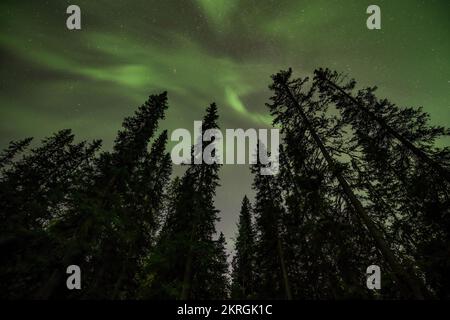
top-left (314, 69), bottom-right (450, 298)
top-left (251, 143), bottom-right (292, 300)
top-left (267, 69), bottom-right (428, 299)
top-left (315, 69), bottom-right (450, 182)
top-left (35, 92), bottom-right (170, 299)
top-left (0, 130), bottom-right (101, 299)
top-left (231, 196), bottom-right (256, 299)
top-left (277, 138), bottom-right (374, 299)
top-left (141, 103), bottom-right (229, 300)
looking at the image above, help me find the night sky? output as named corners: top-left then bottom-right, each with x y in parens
top-left (1, 0), bottom-right (449, 252)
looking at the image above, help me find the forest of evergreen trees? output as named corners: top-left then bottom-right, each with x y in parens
top-left (1, 69), bottom-right (449, 299)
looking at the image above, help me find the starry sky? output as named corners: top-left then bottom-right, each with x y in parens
top-left (1, 0), bottom-right (449, 252)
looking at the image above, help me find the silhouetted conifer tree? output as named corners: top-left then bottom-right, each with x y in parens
top-left (231, 196), bottom-right (256, 299)
top-left (141, 103), bottom-right (229, 300)
top-left (267, 69), bottom-right (428, 299)
top-left (0, 130), bottom-right (101, 298)
top-left (314, 69), bottom-right (450, 298)
top-left (251, 143), bottom-right (292, 300)
top-left (33, 92), bottom-right (169, 299)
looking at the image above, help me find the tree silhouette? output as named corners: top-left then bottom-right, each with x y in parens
top-left (313, 69), bottom-right (449, 298)
top-left (251, 143), bottom-right (292, 300)
top-left (140, 103), bottom-right (229, 300)
top-left (315, 69), bottom-right (450, 182)
top-left (267, 69), bottom-right (429, 299)
top-left (1, 69), bottom-right (448, 300)
top-left (231, 196), bottom-right (256, 299)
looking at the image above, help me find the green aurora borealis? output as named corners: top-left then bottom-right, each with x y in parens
top-left (1, 0), bottom-right (449, 250)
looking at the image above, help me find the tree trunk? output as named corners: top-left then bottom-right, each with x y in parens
top-left (34, 269), bottom-right (63, 299)
top-left (180, 246), bottom-right (193, 300)
top-left (276, 234), bottom-right (292, 300)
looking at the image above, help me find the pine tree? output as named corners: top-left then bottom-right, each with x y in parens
top-left (314, 68), bottom-right (450, 298)
top-left (141, 103), bottom-right (229, 300)
top-left (251, 143), bottom-right (292, 300)
top-left (0, 130), bottom-right (101, 299)
top-left (277, 137), bottom-right (375, 299)
top-left (103, 130), bottom-right (172, 299)
top-left (35, 92), bottom-right (170, 299)
top-left (81, 93), bottom-right (171, 299)
top-left (0, 137), bottom-right (33, 170)
top-left (139, 172), bottom-right (197, 299)
top-left (231, 196), bottom-right (256, 299)
top-left (199, 232), bottom-right (230, 299)
top-left (266, 92), bottom-right (375, 299)
top-left (314, 69), bottom-right (450, 182)
top-left (267, 69), bottom-right (428, 299)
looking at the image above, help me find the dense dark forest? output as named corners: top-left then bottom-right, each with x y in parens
top-left (1, 69), bottom-right (449, 299)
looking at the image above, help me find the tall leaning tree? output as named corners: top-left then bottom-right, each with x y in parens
top-left (314, 68), bottom-right (450, 182)
top-left (268, 69), bottom-right (429, 299)
top-left (314, 68), bottom-right (449, 298)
